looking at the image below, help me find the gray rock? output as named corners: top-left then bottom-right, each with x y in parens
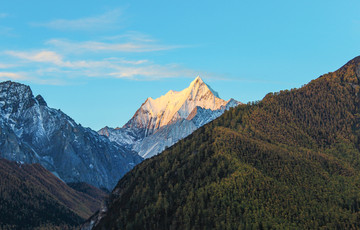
top-left (0, 81), bottom-right (142, 190)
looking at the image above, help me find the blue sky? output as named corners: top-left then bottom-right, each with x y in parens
top-left (0, 0), bottom-right (360, 130)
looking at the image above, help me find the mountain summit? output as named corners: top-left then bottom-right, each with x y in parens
top-left (99, 77), bottom-right (240, 158)
top-left (124, 76), bottom-right (234, 136)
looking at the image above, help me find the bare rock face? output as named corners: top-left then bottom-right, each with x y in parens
top-left (99, 77), bottom-right (241, 159)
top-left (0, 81), bottom-right (142, 190)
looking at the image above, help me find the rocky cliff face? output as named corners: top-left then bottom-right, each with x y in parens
top-left (0, 81), bottom-right (142, 190)
top-left (99, 77), bottom-right (241, 158)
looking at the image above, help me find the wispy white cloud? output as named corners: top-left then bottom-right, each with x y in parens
top-left (31, 9), bottom-right (122, 31)
top-left (105, 57), bottom-right (149, 65)
top-left (107, 64), bottom-right (198, 80)
top-left (0, 9), bottom-right (202, 85)
top-left (6, 50), bottom-right (105, 68)
top-left (46, 39), bottom-right (182, 53)
top-left (103, 31), bottom-right (156, 43)
top-left (0, 72), bottom-right (26, 80)
top-left (4, 49), bottom-right (203, 82)
top-left (0, 71), bottom-right (65, 85)
top-left (1, 29), bottom-right (202, 84)
top-left (6, 50), bottom-right (64, 65)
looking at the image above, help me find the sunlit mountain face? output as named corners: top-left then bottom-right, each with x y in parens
top-left (99, 76), bottom-right (240, 158)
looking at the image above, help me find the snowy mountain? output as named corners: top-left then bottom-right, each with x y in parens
top-left (123, 76), bottom-right (233, 135)
top-left (99, 76), bottom-right (241, 158)
top-left (0, 81), bottom-right (142, 190)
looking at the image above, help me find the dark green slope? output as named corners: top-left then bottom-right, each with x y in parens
top-left (0, 158), bottom-right (107, 229)
top-left (95, 57), bottom-right (360, 229)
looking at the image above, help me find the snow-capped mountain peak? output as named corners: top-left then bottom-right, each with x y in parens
top-left (123, 76), bottom-right (230, 135)
top-left (189, 76), bottom-right (220, 97)
top-left (100, 76), bottom-right (241, 159)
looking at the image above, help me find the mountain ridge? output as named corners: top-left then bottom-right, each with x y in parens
top-left (92, 56), bottom-right (360, 229)
top-left (0, 81), bottom-right (142, 190)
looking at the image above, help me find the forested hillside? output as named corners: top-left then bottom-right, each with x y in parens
top-left (93, 56), bottom-right (360, 229)
top-left (0, 159), bottom-right (106, 229)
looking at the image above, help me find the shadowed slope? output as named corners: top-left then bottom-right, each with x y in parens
top-left (0, 159), bottom-right (106, 229)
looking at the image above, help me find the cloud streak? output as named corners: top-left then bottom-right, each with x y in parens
top-left (46, 39), bottom-right (182, 53)
top-left (0, 9), bottom-right (204, 85)
top-left (1, 30), bottom-right (198, 84)
top-left (107, 64), bottom-right (198, 79)
top-left (4, 49), bottom-right (203, 82)
top-left (0, 70), bottom-right (66, 85)
top-left (0, 72), bottom-right (26, 80)
top-left (6, 50), bottom-right (64, 65)
top-left (31, 9), bottom-right (122, 31)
